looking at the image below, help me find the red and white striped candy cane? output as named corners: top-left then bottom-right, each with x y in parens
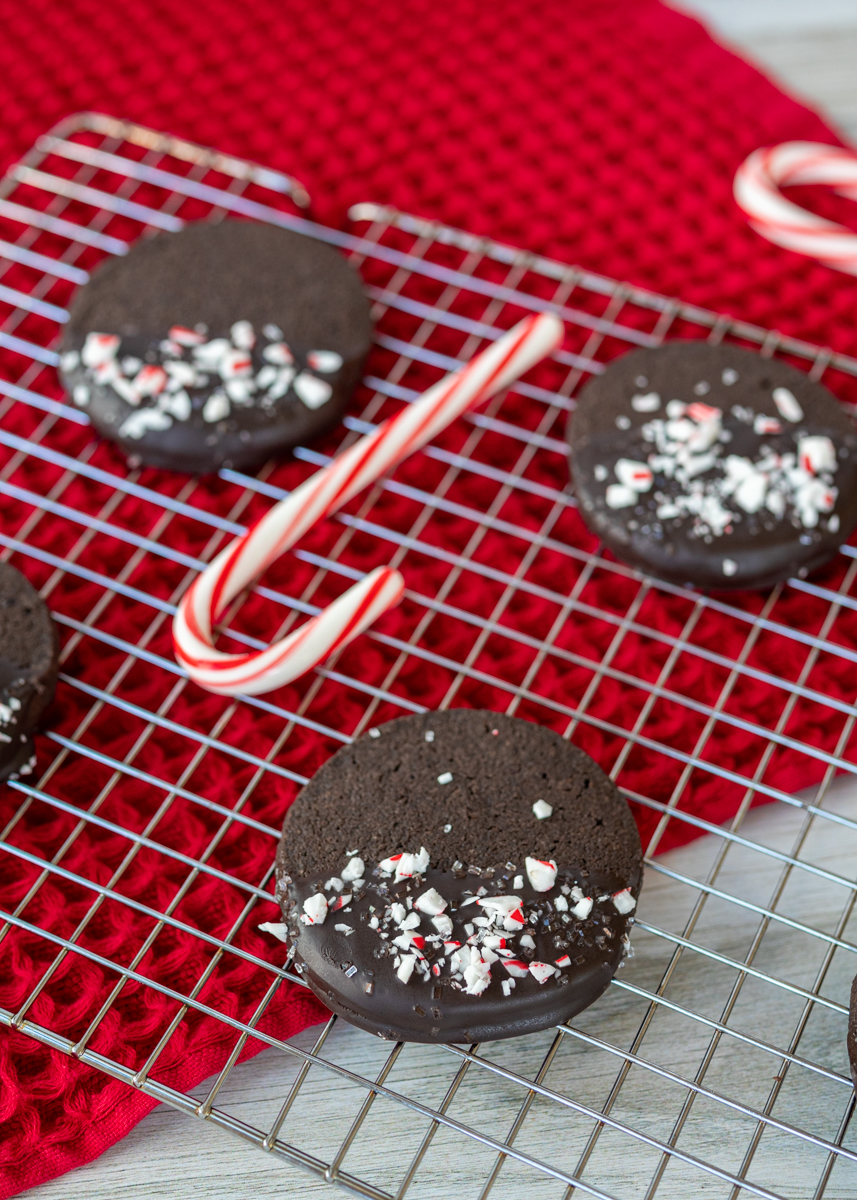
top-left (734, 141), bottom-right (857, 275)
top-left (173, 312), bottom-right (564, 695)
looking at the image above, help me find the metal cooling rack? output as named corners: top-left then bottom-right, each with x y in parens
top-left (2, 112), bottom-right (857, 1200)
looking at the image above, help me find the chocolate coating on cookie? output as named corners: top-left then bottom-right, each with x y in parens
top-left (59, 221), bottom-right (372, 475)
top-left (569, 342), bottom-right (857, 590)
top-left (276, 710), bottom-right (642, 1043)
top-left (0, 563), bottom-right (58, 781)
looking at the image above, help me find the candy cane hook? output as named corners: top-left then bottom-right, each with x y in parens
top-left (173, 312), bottom-right (564, 695)
top-left (735, 141), bottom-right (857, 275)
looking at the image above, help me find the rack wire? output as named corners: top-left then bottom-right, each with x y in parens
top-left (1, 112), bottom-right (857, 1200)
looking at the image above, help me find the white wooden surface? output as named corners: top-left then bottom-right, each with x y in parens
top-left (25, 8), bottom-right (857, 1199)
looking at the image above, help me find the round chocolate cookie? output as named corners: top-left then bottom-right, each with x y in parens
top-left (59, 221), bottom-right (373, 475)
top-left (849, 975), bottom-right (857, 1089)
top-left (0, 563), bottom-right (58, 781)
top-left (275, 710), bottom-right (642, 1044)
top-left (569, 342), bottom-right (857, 590)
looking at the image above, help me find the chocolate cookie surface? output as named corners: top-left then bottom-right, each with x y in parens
top-left (0, 563), bottom-right (58, 781)
top-left (569, 342), bottom-right (857, 590)
top-left (59, 221), bottom-right (372, 475)
top-left (275, 710), bottom-right (642, 1043)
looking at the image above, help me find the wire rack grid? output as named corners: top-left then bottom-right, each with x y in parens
top-left (1, 111), bottom-right (857, 1200)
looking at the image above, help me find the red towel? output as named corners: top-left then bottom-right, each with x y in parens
top-left (1, 1), bottom-right (855, 1194)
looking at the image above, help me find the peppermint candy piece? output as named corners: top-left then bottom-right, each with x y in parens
top-left (300, 893), bottom-right (328, 925)
top-left (525, 857), bottom-right (557, 892)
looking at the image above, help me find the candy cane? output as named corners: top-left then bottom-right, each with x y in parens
top-left (734, 141), bottom-right (857, 275)
top-left (173, 312), bottom-right (564, 696)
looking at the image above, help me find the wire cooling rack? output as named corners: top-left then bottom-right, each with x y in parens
top-left (2, 112), bottom-right (857, 1200)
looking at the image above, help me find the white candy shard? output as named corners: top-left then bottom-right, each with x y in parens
top-left (571, 895), bottom-right (593, 919)
top-left (381, 847), bottom-right (430, 881)
top-left (432, 913), bottom-right (453, 937)
top-left (615, 459), bottom-right (653, 492)
top-left (525, 856), bottom-right (557, 892)
top-left (324, 876), bottom-right (344, 892)
top-left (415, 888), bottom-right (448, 916)
top-left (220, 348), bottom-right (253, 380)
top-left (170, 325), bottom-right (205, 346)
top-left (82, 332), bottom-right (119, 368)
top-left (300, 893), bottom-right (328, 925)
top-left (612, 888), bottom-right (637, 914)
top-left (437, 771), bottom-right (453, 784)
top-left (400, 911), bottom-right (421, 930)
top-left (605, 484), bottom-right (637, 509)
top-left (529, 961), bottom-right (557, 985)
top-left (397, 954), bottom-right (417, 983)
top-left (772, 387), bottom-right (804, 423)
top-left (722, 559), bottom-right (738, 577)
top-left (513, 874), bottom-right (524, 890)
top-left (230, 320), bottom-right (256, 349)
top-left (798, 435), bottom-right (837, 475)
top-left (202, 390), bottom-right (230, 423)
top-left (463, 955), bottom-right (492, 995)
top-left (502, 959), bottom-right (530, 979)
top-left (262, 341), bottom-right (294, 365)
top-left (118, 407), bottom-right (173, 439)
top-left (478, 895), bottom-right (526, 930)
top-left (631, 392), bottom-right (660, 412)
top-left (341, 856), bottom-right (365, 883)
top-left (554, 894), bottom-right (568, 912)
top-left (193, 338), bottom-right (232, 370)
top-left (257, 921), bottom-right (289, 942)
top-left (754, 415), bottom-right (782, 435)
top-left (519, 933), bottom-right (536, 950)
top-left (294, 371), bottom-right (333, 409)
top-left (532, 799), bottom-right (553, 820)
top-left (307, 349), bottom-right (343, 373)
top-left (334, 923), bottom-right (354, 935)
top-left (160, 389), bottom-right (192, 421)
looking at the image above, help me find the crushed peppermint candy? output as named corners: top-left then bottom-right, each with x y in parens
top-left (291, 846), bottom-right (636, 1003)
top-left (258, 921), bottom-right (289, 943)
top-left (525, 857), bottom-right (558, 892)
top-left (532, 799), bottom-right (553, 820)
top-left (301, 893), bottom-right (328, 925)
top-left (594, 380), bottom-right (845, 539)
top-left (67, 321), bottom-right (343, 439)
top-left (612, 888), bottom-right (637, 914)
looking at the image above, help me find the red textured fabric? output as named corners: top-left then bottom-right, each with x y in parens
top-left (1, 0), bottom-right (857, 1195)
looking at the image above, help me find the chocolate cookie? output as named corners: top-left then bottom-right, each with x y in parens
top-left (274, 710), bottom-right (642, 1043)
top-left (850, 975), bottom-right (857, 1089)
top-left (0, 563), bottom-right (58, 781)
top-left (59, 221), bottom-right (373, 475)
top-left (569, 342), bottom-right (857, 590)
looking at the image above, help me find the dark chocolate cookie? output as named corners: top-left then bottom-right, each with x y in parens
top-left (274, 710), bottom-right (642, 1043)
top-left (0, 563), bottom-right (58, 781)
top-left (569, 342), bottom-right (857, 590)
top-left (59, 221), bottom-right (373, 475)
top-left (850, 975), bottom-right (857, 1089)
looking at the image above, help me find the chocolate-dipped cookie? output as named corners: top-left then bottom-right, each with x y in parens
top-left (569, 342), bottom-right (857, 590)
top-left (0, 563), bottom-right (58, 781)
top-left (274, 710), bottom-right (642, 1043)
top-left (850, 975), bottom-right (857, 1089)
top-left (59, 221), bottom-right (372, 475)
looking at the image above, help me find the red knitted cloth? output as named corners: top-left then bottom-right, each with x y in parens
top-left (1, 1), bottom-right (856, 1194)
